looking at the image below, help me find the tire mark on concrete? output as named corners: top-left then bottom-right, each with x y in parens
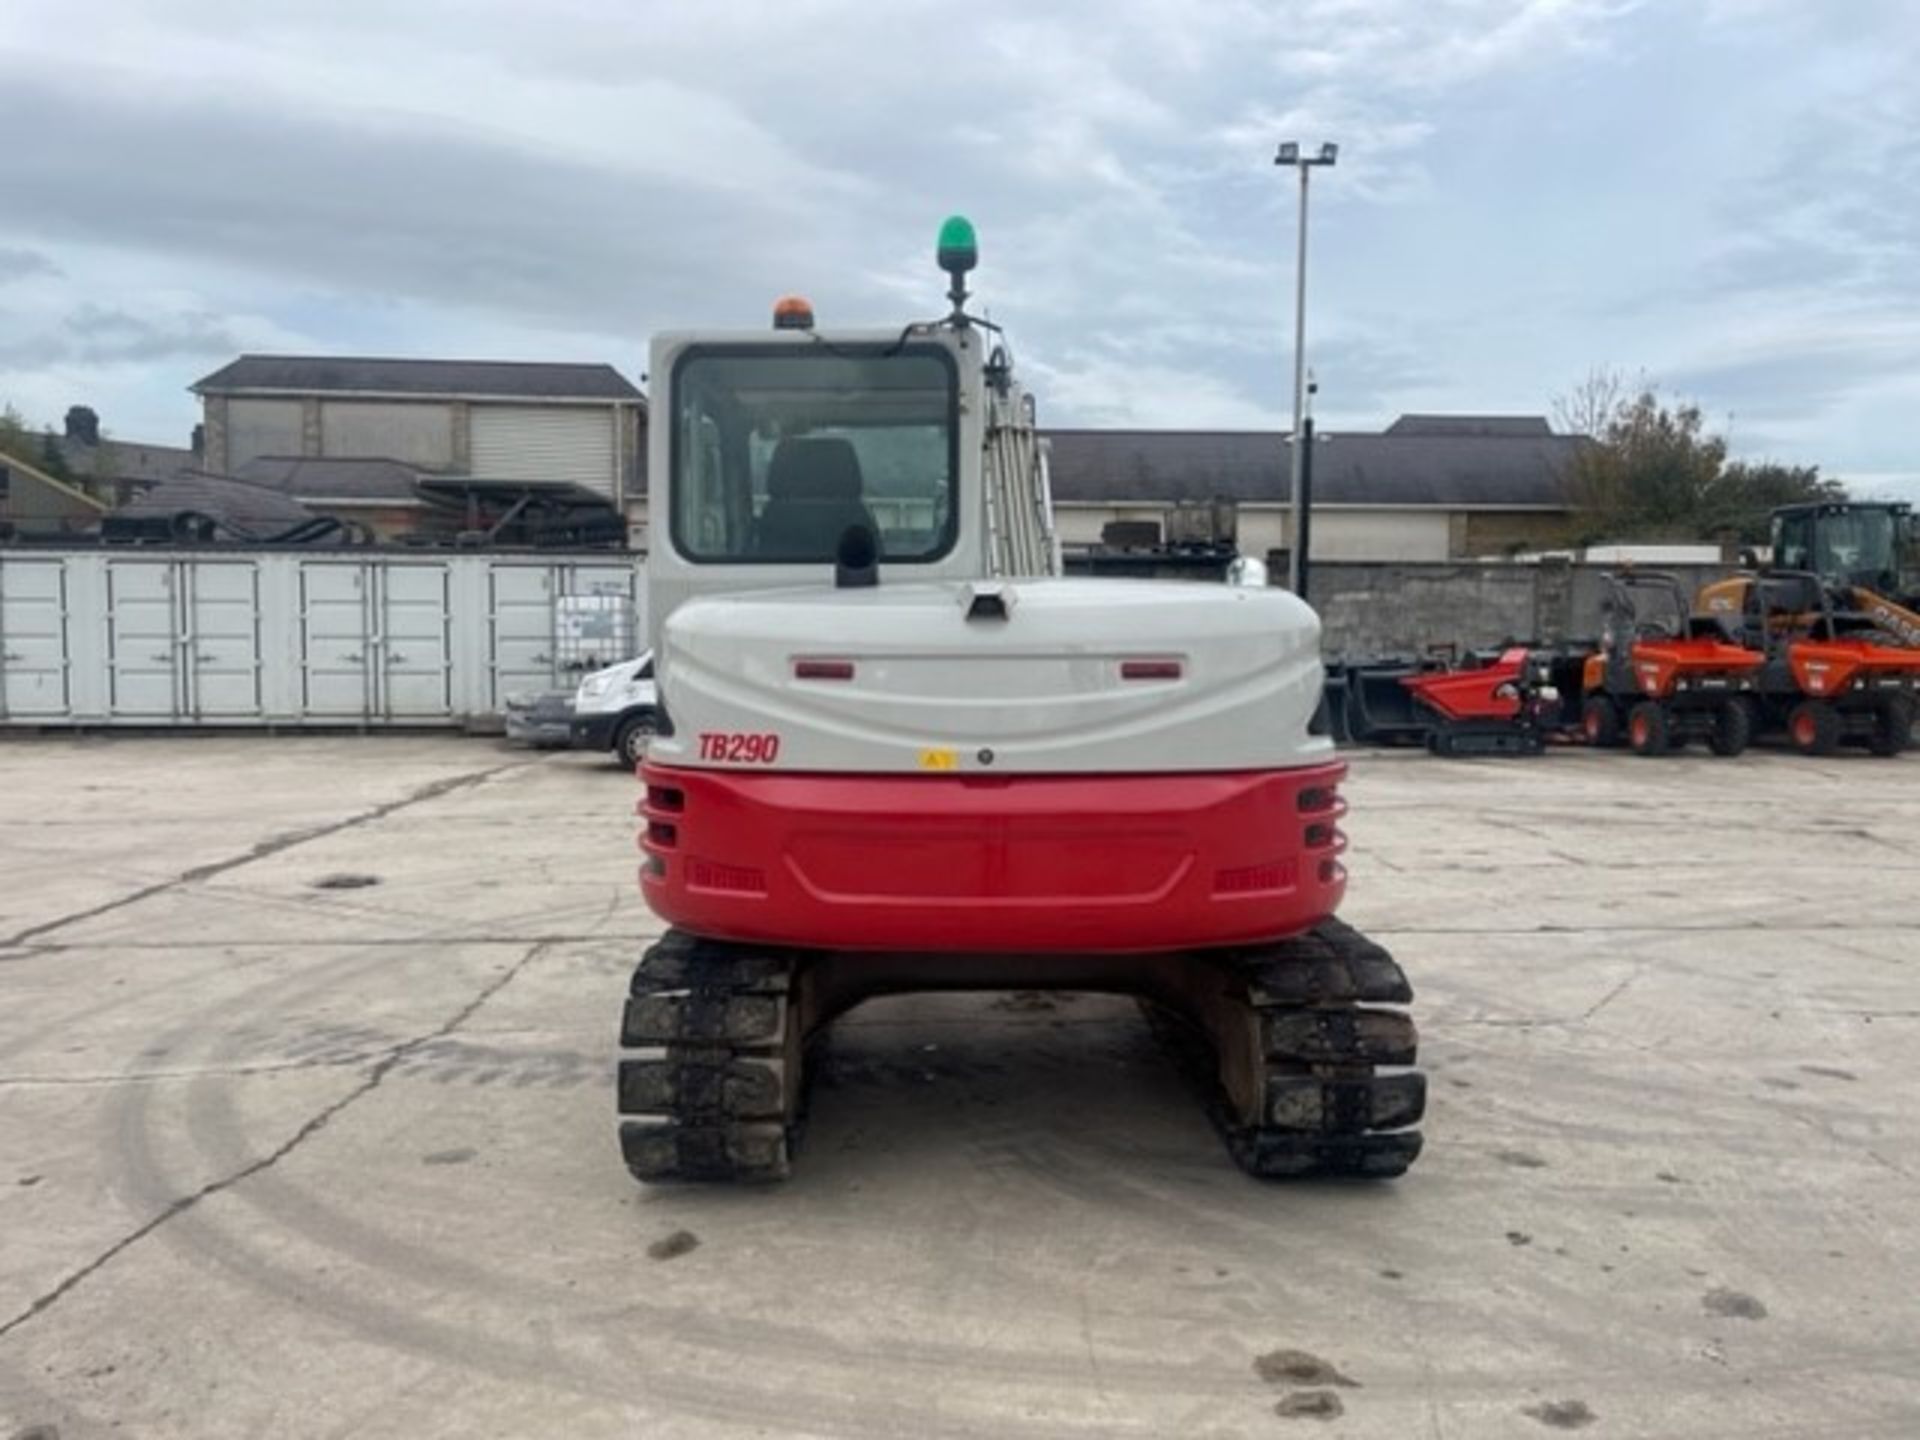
top-left (0, 1057), bottom-right (372, 1088)
top-left (0, 760), bottom-right (533, 953)
top-left (0, 938), bottom-right (549, 1341)
top-left (13, 931), bottom-right (652, 955)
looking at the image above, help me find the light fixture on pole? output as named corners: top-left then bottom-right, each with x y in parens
top-left (1275, 140), bottom-right (1337, 596)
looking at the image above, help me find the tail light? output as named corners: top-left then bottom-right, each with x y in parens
top-left (794, 659), bottom-right (856, 681)
top-left (1120, 659), bottom-right (1183, 681)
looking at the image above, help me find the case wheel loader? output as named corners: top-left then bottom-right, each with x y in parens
top-left (613, 220), bottom-right (1424, 1184)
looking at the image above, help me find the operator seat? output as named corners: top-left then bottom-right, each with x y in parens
top-left (755, 437), bottom-right (879, 559)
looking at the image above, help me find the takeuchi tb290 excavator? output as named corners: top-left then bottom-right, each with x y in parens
top-left (614, 219), bottom-right (1424, 1184)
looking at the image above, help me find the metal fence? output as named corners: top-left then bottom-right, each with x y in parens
top-left (0, 547), bottom-right (644, 727)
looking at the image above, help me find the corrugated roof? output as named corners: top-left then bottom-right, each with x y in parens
top-left (1044, 422), bottom-right (1586, 508)
top-left (235, 455), bottom-right (424, 502)
top-left (114, 471), bottom-right (316, 529)
top-left (193, 355), bottom-right (644, 401)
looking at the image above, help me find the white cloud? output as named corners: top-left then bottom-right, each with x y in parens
top-left (0, 0), bottom-right (1908, 490)
top-left (1026, 353), bottom-right (1279, 430)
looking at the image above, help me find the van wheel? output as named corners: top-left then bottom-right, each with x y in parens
top-left (614, 712), bottom-right (657, 769)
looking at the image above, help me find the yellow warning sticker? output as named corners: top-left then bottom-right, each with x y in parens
top-left (918, 747), bottom-right (960, 771)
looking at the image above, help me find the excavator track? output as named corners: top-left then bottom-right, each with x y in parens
top-left (616, 918), bottom-right (1423, 1184)
top-left (616, 930), bottom-right (809, 1183)
top-left (1145, 918), bottom-right (1425, 1179)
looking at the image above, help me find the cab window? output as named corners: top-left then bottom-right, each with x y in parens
top-left (670, 346), bottom-right (958, 564)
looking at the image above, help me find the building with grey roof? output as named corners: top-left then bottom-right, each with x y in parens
top-left (192, 355), bottom-right (646, 537)
top-left (37, 406), bottom-right (198, 502)
top-left (194, 356), bottom-right (643, 403)
top-left (1044, 416), bottom-right (1587, 563)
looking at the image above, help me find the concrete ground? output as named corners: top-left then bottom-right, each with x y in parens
top-left (0, 735), bottom-right (1916, 1439)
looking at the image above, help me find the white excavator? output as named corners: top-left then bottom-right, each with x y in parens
top-left (616, 218), bottom-right (1423, 1182)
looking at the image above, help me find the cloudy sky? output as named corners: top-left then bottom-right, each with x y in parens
top-left (1, 0), bottom-right (1914, 496)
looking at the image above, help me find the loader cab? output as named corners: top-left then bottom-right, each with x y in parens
top-left (1770, 502), bottom-right (1913, 595)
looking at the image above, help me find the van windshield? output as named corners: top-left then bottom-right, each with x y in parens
top-left (671, 345), bottom-right (958, 564)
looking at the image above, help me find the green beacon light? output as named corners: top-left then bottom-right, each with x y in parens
top-left (936, 215), bottom-right (977, 276)
top-left (936, 214), bottom-right (978, 323)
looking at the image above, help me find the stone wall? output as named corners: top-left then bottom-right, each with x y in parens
top-left (1309, 560), bottom-right (1734, 659)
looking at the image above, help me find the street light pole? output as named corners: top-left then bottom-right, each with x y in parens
top-left (1275, 140), bottom-right (1337, 596)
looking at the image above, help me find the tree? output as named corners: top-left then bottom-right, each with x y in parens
top-left (1554, 376), bottom-right (1844, 546)
top-left (1551, 367), bottom-right (1633, 442)
top-left (37, 427), bottom-right (74, 481)
top-left (0, 403), bottom-right (31, 466)
top-left (1710, 461), bottom-right (1845, 545)
top-left (1560, 388), bottom-right (1727, 545)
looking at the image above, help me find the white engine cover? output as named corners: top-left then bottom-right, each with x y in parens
top-left (649, 578), bottom-right (1330, 774)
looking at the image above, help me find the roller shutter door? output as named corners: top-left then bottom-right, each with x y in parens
top-left (470, 406), bottom-right (616, 499)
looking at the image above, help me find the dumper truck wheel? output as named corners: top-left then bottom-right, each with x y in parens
top-left (1581, 696), bottom-right (1621, 748)
top-left (1627, 701), bottom-right (1670, 756)
top-left (1867, 697), bottom-right (1915, 757)
top-left (613, 711), bottom-right (657, 770)
top-left (1707, 697), bottom-right (1754, 758)
top-left (1787, 700), bottom-right (1840, 756)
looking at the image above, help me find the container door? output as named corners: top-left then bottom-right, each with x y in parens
top-left (299, 563), bottom-right (374, 718)
top-left (486, 563), bottom-right (558, 707)
top-left (0, 557), bottom-right (72, 718)
top-left (105, 560), bottom-right (183, 717)
top-left (379, 564), bottom-right (452, 718)
top-left (184, 560), bottom-right (263, 717)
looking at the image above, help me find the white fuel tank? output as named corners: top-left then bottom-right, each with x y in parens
top-left (649, 577), bottom-right (1329, 774)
